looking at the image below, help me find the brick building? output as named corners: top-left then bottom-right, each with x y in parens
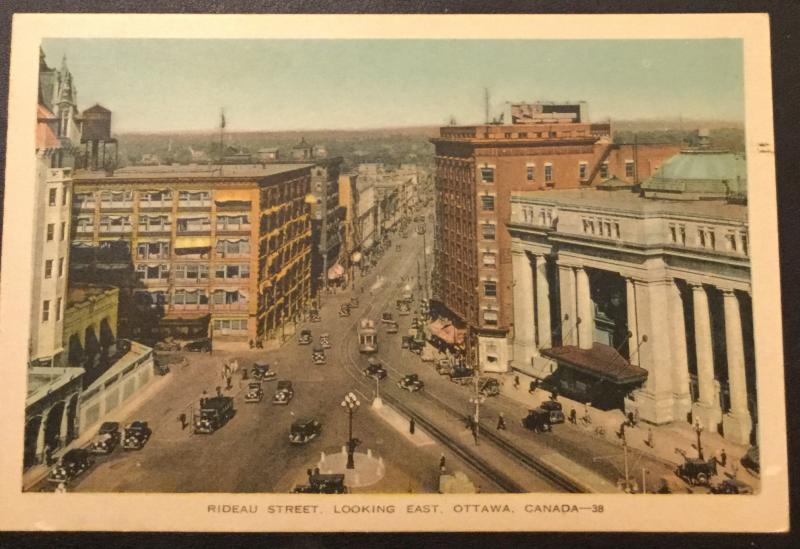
top-left (430, 101), bottom-right (681, 371)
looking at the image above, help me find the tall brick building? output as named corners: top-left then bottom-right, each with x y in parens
top-left (430, 101), bottom-right (681, 371)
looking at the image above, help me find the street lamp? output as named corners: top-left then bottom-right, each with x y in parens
top-left (341, 392), bottom-right (361, 469)
top-left (468, 380), bottom-right (486, 445)
top-left (694, 419), bottom-right (704, 460)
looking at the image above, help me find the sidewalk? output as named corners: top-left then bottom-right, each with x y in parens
top-left (498, 369), bottom-right (759, 488)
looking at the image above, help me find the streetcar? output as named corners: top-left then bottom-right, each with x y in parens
top-left (357, 319), bottom-right (378, 354)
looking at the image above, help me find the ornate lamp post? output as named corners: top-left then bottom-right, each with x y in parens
top-left (694, 419), bottom-right (704, 460)
top-left (341, 392), bottom-right (361, 469)
top-left (468, 380), bottom-right (486, 445)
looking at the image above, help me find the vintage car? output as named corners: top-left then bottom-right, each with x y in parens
top-left (397, 373), bottom-right (424, 392)
top-left (154, 338), bottom-right (182, 352)
top-left (122, 421), bottom-right (152, 450)
top-left (539, 400), bottom-right (566, 424)
top-left (522, 408), bottom-right (554, 433)
top-left (348, 297), bottom-right (359, 309)
top-left (312, 347), bottom-right (326, 366)
top-left (320, 333), bottom-right (331, 349)
top-left (339, 304), bottom-right (351, 318)
top-left (184, 338), bottom-right (211, 352)
top-left (396, 300), bottom-right (411, 315)
top-left (87, 421), bottom-right (121, 454)
top-left (293, 473), bottom-right (348, 494)
top-left (309, 310), bottom-right (321, 323)
top-left (297, 329), bottom-right (313, 345)
top-left (48, 449), bottom-right (94, 484)
top-left (710, 478), bottom-right (754, 495)
top-left (741, 445), bottom-right (760, 475)
top-left (410, 317), bottom-right (420, 329)
top-left (436, 359), bottom-right (452, 376)
top-left (194, 396), bottom-right (235, 434)
top-left (272, 380), bottom-right (295, 405)
top-left (289, 418), bottom-right (322, 445)
top-left (676, 456), bottom-right (718, 486)
top-left (363, 359), bottom-right (388, 380)
top-left (402, 335), bottom-right (424, 354)
top-left (449, 365), bottom-right (474, 385)
top-left (381, 312), bottom-right (394, 324)
top-left (478, 377), bottom-right (501, 397)
top-left (385, 321), bottom-right (399, 334)
top-left (251, 361), bottom-right (276, 381)
top-left (244, 382), bottom-right (264, 403)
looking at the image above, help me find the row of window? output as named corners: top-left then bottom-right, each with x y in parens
top-left (135, 263), bottom-right (251, 281)
top-left (479, 160), bottom-right (635, 185)
top-left (43, 257), bottom-right (65, 280)
top-left (212, 319), bottom-right (249, 333)
top-left (41, 297), bottom-right (63, 323)
top-left (46, 221), bottom-right (67, 242)
top-left (582, 217), bottom-right (622, 240)
top-left (668, 223), bottom-right (749, 255)
top-left (520, 207), bottom-right (554, 226)
top-left (136, 289), bottom-right (248, 306)
top-left (48, 186), bottom-right (69, 207)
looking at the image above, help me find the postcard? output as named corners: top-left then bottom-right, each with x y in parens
top-left (0, 13), bottom-right (788, 532)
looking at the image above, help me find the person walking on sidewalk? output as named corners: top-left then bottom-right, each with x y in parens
top-left (439, 454), bottom-right (446, 473)
top-left (178, 413), bottom-right (187, 430)
top-left (409, 417), bottom-right (416, 435)
top-left (513, 375), bottom-right (520, 390)
top-left (718, 448), bottom-right (727, 467)
top-left (496, 413), bottom-right (506, 431)
top-left (646, 427), bottom-right (654, 448)
top-left (569, 408), bottom-right (577, 424)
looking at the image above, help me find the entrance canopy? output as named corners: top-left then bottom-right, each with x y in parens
top-left (429, 318), bottom-right (466, 346)
top-left (540, 343), bottom-right (648, 385)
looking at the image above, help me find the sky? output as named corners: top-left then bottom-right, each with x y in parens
top-left (40, 39), bottom-right (745, 133)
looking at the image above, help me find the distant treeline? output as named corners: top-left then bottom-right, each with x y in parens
top-left (612, 127), bottom-right (745, 152)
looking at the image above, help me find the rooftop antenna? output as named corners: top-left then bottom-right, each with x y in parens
top-left (484, 87), bottom-right (490, 124)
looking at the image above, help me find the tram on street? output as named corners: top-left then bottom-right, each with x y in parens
top-left (358, 319), bottom-right (378, 354)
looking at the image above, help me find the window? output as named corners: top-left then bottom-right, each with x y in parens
top-left (483, 280), bottom-right (497, 297)
top-left (544, 163), bottom-right (553, 183)
top-left (56, 298), bottom-right (62, 321)
top-left (614, 222), bottom-right (621, 239)
top-left (46, 224), bottom-right (54, 241)
top-left (59, 222), bottom-right (66, 241)
top-left (483, 309), bottom-right (498, 326)
top-left (42, 300), bottom-right (50, 322)
top-left (481, 195), bottom-right (495, 211)
top-left (726, 232), bottom-right (737, 251)
top-left (481, 223), bottom-right (496, 240)
top-left (740, 232), bottom-right (748, 255)
top-left (44, 259), bottom-right (53, 278)
top-left (579, 162), bottom-right (588, 181)
top-left (62, 188), bottom-right (68, 206)
top-left (49, 188), bottom-right (57, 206)
top-left (58, 258), bottom-right (64, 278)
top-left (709, 231), bottom-right (716, 250)
top-left (625, 160), bottom-right (635, 178)
top-left (482, 252), bottom-right (497, 267)
top-left (698, 229), bottom-right (706, 247)
top-left (526, 164), bottom-right (536, 181)
top-left (600, 162), bottom-right (609, 179)
top-left (480, 166), bottom-right (495, 183)
top-left (669, 225), bottom-right (677, 243)
top-left (679, 226), bottom-right (686, 245)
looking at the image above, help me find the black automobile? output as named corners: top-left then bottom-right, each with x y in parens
top-left (710, 478), bottom-right (754, 495)
top-left (298, 329), bottom-right (313, 345)
top-left (273, 380), bottom-right (295, 405)
top-left (522, 408), bottom-right (553, 433)
top-left (363, 360), bottom-right (387, 380)
top-left (244, 382), bottom-right (264, 403)
top-left (312, 347), bottom-right (326, 365)
top-left (478, 377), bottom-right (501, 397)
top-left (293, 473), bottom-right (348, 494)
top-left (290, 418), bottom-right (322, 445)
top-left (397, 373), bottom-right (424, 392)
top-left (741, 446), bottom-right (760, 475)
top-left (184, 338), bottom-right (211, 352)
top-left (675, 457), bottom-right (718, 486)
top-left (381, 312), bottom-right (394, 324)
top-left (339, 304), bottom-right (351, 317)
top-left (87, 421), bottom-right (121, 454)
top-left (320, 333), bottom-right (332, 349)
top-left (539, 400), bottom-right (565, 424)
top-left (449, 365), bottom-right (474, 385)
top-left (309, 310), bottom-right (321, 323)
top-left (385, 321), bottom-right (399, 334)
top-left (251, 362), bottom-right (276, 381)
top-left (122, 421), bottom-right (152, 450)
top-left (48, 449), bottom-right (94, 483)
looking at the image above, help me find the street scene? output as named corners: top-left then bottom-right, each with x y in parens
top-left (22, 38), bottom-right (761, 496)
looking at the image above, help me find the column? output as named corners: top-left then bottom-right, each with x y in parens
top-left (625, 278), bottom-right (640, 363)
top-left (511, 250), bottom-right (535, 360)
top-left (534, 254), bottom-right (551, 349)
top-left (575, 267), bottom-right (593, 350)
top-left (721, 289), bottom-right (753, 444)
top-left (60, 400), bottom-right (70, 444)
top-left (669, 280), bottom-right (692, 421)
top-left (557, 265), bottom-right (577, 346)
top-left (690, 283), bottom-right (722, 430)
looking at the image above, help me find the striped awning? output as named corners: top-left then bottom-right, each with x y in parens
top-left (174, 236), bottom-right (212, 249)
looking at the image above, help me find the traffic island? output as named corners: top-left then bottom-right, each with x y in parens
top-left (312, 448), bottom-right (386, 488)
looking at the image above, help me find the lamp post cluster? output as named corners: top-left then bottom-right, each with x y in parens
top-left (341, 392), bottom-right (361, 469)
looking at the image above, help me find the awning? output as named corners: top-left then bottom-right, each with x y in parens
top-left (429, 319), bottom-right (466, 346)
top-left (327, 263), bottom-right (345, 280)
top-left (174, 236), bottom-right (212, 249)
top-left (540, 344), bottom-right (648, 385)
top-left (214, 189), bottom-right (253, 202)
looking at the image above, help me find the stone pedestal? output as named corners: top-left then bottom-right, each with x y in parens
top-left (722, 412), bottom-right (753, 445)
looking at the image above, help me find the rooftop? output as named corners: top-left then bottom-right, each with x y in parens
top-left (642, 149), bottom-right (747, 196)
top-left (75, 163), bottom-right (313, 182)
top-left (67, 284), bottom-right (118, 307)
top-left (27, 367), bottom-right (84, 405)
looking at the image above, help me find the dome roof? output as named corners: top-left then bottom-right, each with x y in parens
top-left (642, 149), bottom-right (747, 197)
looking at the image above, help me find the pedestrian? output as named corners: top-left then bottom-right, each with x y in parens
top-left (496, 413), bottom-right (507, 431)
top-left (225, 375), bottom-right (232, 390)
top-left (633, 408), bottom-right (640, 426)
top-left (617, 421), bottom-right (627, 441)
top-left (549, 389), bottom-right (559, 401)
top-left (627, 411), bottom-right (636, 427)
top-left (216, 386), bottom-right (222, 398)
top-left (646, 427), bottom-right (654, 448)
top-left (569, 408), bottom-right (577, 424)
top-left (409, 417), bottom-right (416, 435)
top-left (471, 421), bottom-right (479, 445)
top-left (439, 454), bottom-right (446, 472)
top-left (513, 375), bottom-right (520, 390)
top-left (178, 413), bottom-right (187, 430)
top-left (242, 368), bottom-right (249, 381)
top-left (720, 448), bottom-right (727, 467)
top-left (529, 380), bottom-right (538, 394)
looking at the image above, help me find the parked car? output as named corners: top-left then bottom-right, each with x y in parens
top-left (522, 408), bottom-right (554, 433)
top-left (436, 359), bottom-right (452, 375)
top-left (122, 421), bottom-right (152, 450)
top-left (385, 321), bottom-right (399, 334)
top-left (676, 456), bottom-right (718, 486)
top-left (478, 377), bottom-right (501, 397)
top-left (194, 396), bottom-right (235, 434)
top-left (397, 373), bottom-right (424, 392)
top-left (48, 449), bottom-right (94, 483)
top-left (184, 338), bottom-right (211, 352)
top-left (710, 478), bottom-right (754, 495)
top-left (363, 359), bottom-right (388, 380)
top-left (312, 347), bottom-right (326, 365)
top-left (87, 421), bottom-right (121, 454)
top-left (289, 418), bottom-right (322, 445)
top-left (381, 312), bottom-right (394, 324)
top-left (449, 365), bottom-right (474, 384)
top-left (309, 310), bottom-right (321, 323)
top-left (154, 338), bottom-right (181, 352)
top-left (539, 400), bottom-right (565, 424)
top-left (298, 329), bottom-right (313, 345)
top-left (244, 382), bottom-right (264, 403)
top-left (251, 361), bottom-right (276, 381)
top-left (320, 333), bottom-right (331, 349)
top-left (339, 304), bottom-right (351, 317)
top-left (273, 381), bottom-right (295, 405)
top-left (293, 473), bottom-right (348, 494)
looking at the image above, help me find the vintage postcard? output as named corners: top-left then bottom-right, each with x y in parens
top-left (0, 13), bottom-right (788, 532)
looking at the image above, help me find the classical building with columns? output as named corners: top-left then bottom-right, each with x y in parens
top-left (507, 149), bottom-right (754, 444)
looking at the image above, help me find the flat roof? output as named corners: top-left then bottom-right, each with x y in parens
top-left (75, 163), bottom-right (313, 182)
top-left (67, 284), bottom-right (117, 307)
top-left (512, 188), bottom-right (747, 222)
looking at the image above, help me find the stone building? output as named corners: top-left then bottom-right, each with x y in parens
top-left (70, 162), bottom-right (314, 348)
top-left (430, 101), bottom-right (681, 369)
top-left (507, 149), bottom-right (754, 444)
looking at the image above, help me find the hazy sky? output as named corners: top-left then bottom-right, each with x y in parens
top-left (41, 39), bottom-right (744, 133)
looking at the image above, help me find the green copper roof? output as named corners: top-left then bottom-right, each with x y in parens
top-left (642, 150), bottom-right (747, 196)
